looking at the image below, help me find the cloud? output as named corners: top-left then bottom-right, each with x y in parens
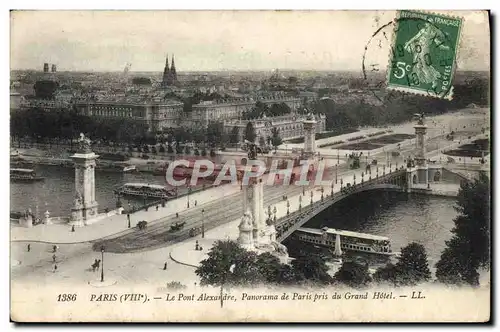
top-left (10, 10), bottom-right (490, 72)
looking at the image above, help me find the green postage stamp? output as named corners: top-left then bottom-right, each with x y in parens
top-left (387, 10), bottom-right (463, 99)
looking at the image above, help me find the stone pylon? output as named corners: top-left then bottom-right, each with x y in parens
top-left (407, 115), bottom-right (429, 188)
top-left (70, 135), bottom-right (99, 227)
top-left (303, 113), bottom-right (317, 157)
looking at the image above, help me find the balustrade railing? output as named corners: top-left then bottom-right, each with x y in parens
top-left (275, 168), bottom-right (406, 241)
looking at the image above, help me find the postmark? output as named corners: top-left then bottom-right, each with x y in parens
top-left (387, 10), bottom-right (463, 99)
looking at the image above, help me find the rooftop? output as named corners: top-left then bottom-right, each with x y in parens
top-left (298, 227), bottom-right (390, 241)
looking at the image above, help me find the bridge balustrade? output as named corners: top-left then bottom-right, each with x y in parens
top-left (275, 168), bottom-right (407, 242)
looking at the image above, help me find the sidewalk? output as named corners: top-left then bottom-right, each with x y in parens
top-left (11, 181), bottom-right (243, 244)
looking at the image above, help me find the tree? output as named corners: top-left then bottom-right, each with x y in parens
top-left (334, 260), bottom-right (372, 288)
top-left (435, 172), bottom-right (490, 286)
top-left (373, 263), bottom-right (399, 286)
top-left (255, 252), bottom-right (282, 284)
top-left (206, 121), bottom-right (224, 147)
top-left (292, 251), bottom-right (333, 284)
top-left (195, 240), bottom-right (263, 286)
top-left (244, 122), bottom-right (256, 143)
top-left (196, 240), bottom-right (245, 286)
top-left (270, 127), bottom-right (283, 152)
top-left (229, 126), bottom-right (240, 145)
top-left (277, 264), bottom-right (298, 285)
top-left (394, 242), bottom-right (431, 286)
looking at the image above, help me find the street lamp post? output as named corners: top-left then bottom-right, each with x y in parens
top-left (127, 213), bottom-right (131, 228)
top-left (187, 186), bottom-right (192, 208)
top-left (286, 200), bottom-right (290, 215)
top-left (353, 174), bottom-right (356, 185)
top-left (331, 182), bottom-right (334, 196)
top-left (299, 195), bottom-right (302, 211)
top-left (340, 178), bottom-right (343, 189)
top-left (310, 190), bottom-right (313, 205)
top-left (201, 209), bottom-right (205, 238)
top-left (335, 164), bottom-right (338, 184)
top-left (361, 172), bottom-right (364, 183)
top-left (321, 187), bottom-right (324, 201)
top-left (100, 246), bottom-right (105, 282)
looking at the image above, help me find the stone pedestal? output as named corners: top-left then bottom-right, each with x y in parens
top-left (237, 211), bottom-right (254, 250)
top-left (237, 175), bottom-right (289, 263)
top-left (43, 210), bottom-right (52, 225)
top-left (70, 151), bottom-right (99, 226)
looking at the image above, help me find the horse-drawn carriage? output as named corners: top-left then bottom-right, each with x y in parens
top-left (170, 221), bottom-right (186, 232)
top-left (189, 226), bottom-right (202, 237)
top-left (137, 220), bottom-right (148, 230)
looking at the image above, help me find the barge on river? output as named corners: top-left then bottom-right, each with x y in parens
top-left (293, 227), bottom-right (394, 256)
top-left (114, 183), bottom-right (176, 199)
top-left (10, 168), bottom-right (45, 182)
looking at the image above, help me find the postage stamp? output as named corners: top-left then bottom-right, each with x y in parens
top-left (387, 10), bottom-right (463, 99)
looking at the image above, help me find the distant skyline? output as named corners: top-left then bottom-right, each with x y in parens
top-left (11, 11), bottom-right (490, 73)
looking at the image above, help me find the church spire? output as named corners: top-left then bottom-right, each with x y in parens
top-left (170, 54), bottom-right (177, 82)
top-left (162, 54), bottom-right (170, 87)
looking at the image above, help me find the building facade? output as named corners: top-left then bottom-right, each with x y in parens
top-left (74, 99), bottom-right (184, 132)
top-left (187, 97), bottom-right (302, 128)
top-left (224, 113), bottom-right (326, 143)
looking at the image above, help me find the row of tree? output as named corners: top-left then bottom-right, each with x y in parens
top-left (196, 173), bottom-right (490, 288)
top-left (312, 79), bottom-right (489, 131)
top-left (195, 239), bottom-right (431, 288)
top-left (11, 107), bottom-right (284, 150)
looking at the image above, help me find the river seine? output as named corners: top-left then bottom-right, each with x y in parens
top-left (11, 164), bottom-right (457, 264)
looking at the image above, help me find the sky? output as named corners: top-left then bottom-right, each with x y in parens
top-left (10, 10), bottom-right (490, 72)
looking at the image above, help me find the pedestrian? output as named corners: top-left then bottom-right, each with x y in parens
top-left (27, 244), bottom-right (30, 252)
top-left (53, 245), bottom-right (57, 253)
top-left (195, 240), bottom-right (199, 251)
top-left (176, 212), bottom-right (179, 218)
top-left (194, 200), bottom-right (197, 207)
top-left (54, 264), bottom-right (57, 273)
top-left (52, 254), bottom-right (56, 263)
top-left (156, 205), bottom-right (159, 211)
top-left (163, 262), bottom-right (167, 270)
top-left (71, 225), bottom-right (75, 232)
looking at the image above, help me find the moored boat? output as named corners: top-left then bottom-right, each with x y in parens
top-left (122, 165), bottom-right (137, 173)
top-left (114, 183), bottom-right (176, 199)
top-left (10, 168), bottom-right (45, 182)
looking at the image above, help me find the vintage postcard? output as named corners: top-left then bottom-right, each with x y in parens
top-left (10, 10), bottom-right (490, 322)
